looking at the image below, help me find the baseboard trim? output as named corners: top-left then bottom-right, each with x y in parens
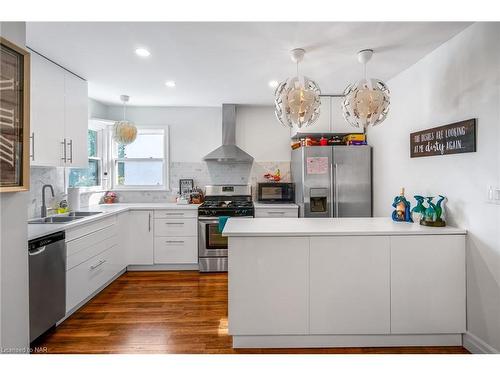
top-left (232, 334), bottom-right (463, 349)
top-left (127, 264), bottom-right (199, 271)
top-left (463, 332), bottom-right (499, 354)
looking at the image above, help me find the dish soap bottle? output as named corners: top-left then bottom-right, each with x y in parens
top-left (391, 187), bottom-right (412, 222)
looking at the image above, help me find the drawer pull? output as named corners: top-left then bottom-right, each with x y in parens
top-left (268, 211), bottom-right (285, 214)
top-left (165, 222), bottom-right (184, 225)
top-left (165, 212), bottom-right (185, 216)
top-left (90, 259), bottom-right (106, 270)
top-left (165, 240), bottom-right (185, 244)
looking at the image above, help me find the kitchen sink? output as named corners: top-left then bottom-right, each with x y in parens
top-left (68, 211), bottom-right (102, 217)
top-left (29, 216), bottom-right (84, 224)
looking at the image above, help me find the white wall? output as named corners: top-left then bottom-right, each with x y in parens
top-left (236, 106), bottom-right (291, 162)
top-left (369, 22), bottom-right (500, 353)
top-left (106, 104), bottom-right (290, 163)
top-left (0, 22), bottom-right (30, 351)
top-left (106, 106), bottom-right (222, 162)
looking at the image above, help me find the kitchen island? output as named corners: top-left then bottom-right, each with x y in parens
top-left (223, 217), bottom-right (466, 348)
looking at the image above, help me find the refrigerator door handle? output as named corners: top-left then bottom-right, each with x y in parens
top-left (334, 163), bottom-right (339, 217)
top-left (330, 162), bottom-right (334, 217)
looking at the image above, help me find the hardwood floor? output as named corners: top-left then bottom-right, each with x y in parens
top-left (33, 271), bottom-right (469, 354)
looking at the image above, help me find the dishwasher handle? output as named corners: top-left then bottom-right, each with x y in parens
top-left (29, 246), bottom-right (47, 256)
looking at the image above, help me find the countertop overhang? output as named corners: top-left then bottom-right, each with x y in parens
top-left (223, 217), bottom-right (466, 237)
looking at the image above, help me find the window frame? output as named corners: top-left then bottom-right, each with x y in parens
top-left (66, 120), bottom-right (108, 193)
top-left (110, 126), bottom-right (169, 191)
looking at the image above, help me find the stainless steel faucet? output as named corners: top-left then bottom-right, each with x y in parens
top-left (41, 184), bottom-right (55, 218)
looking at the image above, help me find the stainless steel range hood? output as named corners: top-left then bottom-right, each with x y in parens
top-left (203, 104), bottom-right (254, 163)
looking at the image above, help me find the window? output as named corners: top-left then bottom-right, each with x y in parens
top-left (68, 129), bottom-right (102, 189)
top-left (112, 128), bottom-right (167, 189)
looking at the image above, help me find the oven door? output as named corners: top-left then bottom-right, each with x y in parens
top-left (198, 218), bottom-right (228, 257)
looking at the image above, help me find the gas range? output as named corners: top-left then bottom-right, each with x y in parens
top-left (198, 185), bottom-right (254, 273)
top-left (198, 185), bottom-right (254, 217)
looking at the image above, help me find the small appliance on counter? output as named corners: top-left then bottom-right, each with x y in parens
top-left (257, 182), bottom-right (295, 203)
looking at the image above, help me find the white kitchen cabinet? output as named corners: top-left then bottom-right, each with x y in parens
top-left (128, 211), bottom-right (154, 265)
top-left (30, 52), bottom-right (65, 166)
top-left (154, 218), bottom-right (197, 237)
top-left (309, 236), bottom-right (391, 334)
top-left (228, 236), bottom-right (309, 335)
top-left (63, 71), bottom-right (88, 167)
top-left (30, 52), bottom-right (88, 167)
top-left (390, 235), bottom-right (466, 334)
top-left (254, 206), bottom-right (298, 218)
top-left (153, 209), bottom-right (198, 264)
top-left (154, 236), bottom-right (198, 264)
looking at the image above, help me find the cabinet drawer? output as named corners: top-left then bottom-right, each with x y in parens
top-left (66, 225), bottom-right (118, 268)
top-left (154, 218), bottom-right (197, 237)
top-left (66, 245), bottom-right (125, 313)
top-left (255, 208), bottom-right (298, 218)
top-left (65, 216), bottom-right (116, 242)
top-left (154, 209), bottom-right (197, 219)
top-left (154, 236), bottom-right (198, 264)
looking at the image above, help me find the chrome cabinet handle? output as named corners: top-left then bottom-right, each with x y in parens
top-left (30, 132), bottom-right (35, 161)
top-left (61, 139), bottom-right (67, 162)
top-left (90, 259), bottom-right (106, 270)
top-left (165, 240), bottom-right (185, 244)
top-left (165, 222), bottom-right (184, 225)
top-left (67, 139), bottom-right (73, 163)
top-left (148, 213), bottom-right (152, 232)
top-left (268, 211), bottom-right (285, 214)
top-left (164, 212), bottom-right (184, 216)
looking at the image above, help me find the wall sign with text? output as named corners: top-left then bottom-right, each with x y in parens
top-left (410, 119), bottom-right (476, 158)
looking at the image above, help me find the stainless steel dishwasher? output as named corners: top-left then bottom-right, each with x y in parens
top-left (29, 231), bottom-right (66, 342)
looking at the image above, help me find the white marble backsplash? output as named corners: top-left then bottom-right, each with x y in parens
top-left (28, 161), bottom-right (291, 218)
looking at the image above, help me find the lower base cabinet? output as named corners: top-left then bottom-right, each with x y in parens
top-left (228, 237), bottom-right (309, 335)
top-left (228, 234), bottom-right (466, 337)
top-left (310, 236), bottom-right (391, 334)
top-left (154, 236), bottom-right (197, 264)
top-left (390, 235), bottom-right (466, 334)
top-left (66, 244), bottom-right (124, 313)
top-left (127, 210), bottom-right (154, 265)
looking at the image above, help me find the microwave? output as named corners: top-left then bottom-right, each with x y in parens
top-left (257, 183), bottom-right (295, 203)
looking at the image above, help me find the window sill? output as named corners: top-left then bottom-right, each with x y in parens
top-left (69, 186), bottom-right (106, 194)
top-left (110, 188), bottom-right (171, 192)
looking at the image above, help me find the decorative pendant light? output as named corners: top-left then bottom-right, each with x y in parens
top-left (113, 95), bottom-right (137, 145)
top-left (342, 49), bottom-right (390, 130)
top-left (274, 48), bottom-right (321, 129)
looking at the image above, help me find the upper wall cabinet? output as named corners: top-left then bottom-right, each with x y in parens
top-left (291, 96), bottom-right (362, 137)
top-left (30, 52), bottom-right (88, 168)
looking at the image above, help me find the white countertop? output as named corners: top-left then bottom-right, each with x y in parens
top-left (223, 217), bottom-right (466, 237)
top-left (28, 203), bottom-right (200, 241)
top-left (253, 202), bottom-right (299, 209)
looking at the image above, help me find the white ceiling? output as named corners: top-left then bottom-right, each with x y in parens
top-left (26, 22), bottom-right (471, 107)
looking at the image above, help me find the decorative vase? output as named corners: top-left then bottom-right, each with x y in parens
top-left (420, 195), bottom-right (446, 227)
top-left (411, 195), bottom-right (426, 223)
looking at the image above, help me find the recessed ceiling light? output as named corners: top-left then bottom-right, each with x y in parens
top-left (165, 81), bottom-right (176, 88)
top-left (135, 48), bottom-right (151, 57)
top-left (268, 80), bottom-right (279, 89)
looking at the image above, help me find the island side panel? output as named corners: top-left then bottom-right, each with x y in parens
top-left (228, 236), bottom-right (309, 335)
top-left (390, 235), bottom-right (466, 334)
top-left (310, 236), bottom-right (391, 334)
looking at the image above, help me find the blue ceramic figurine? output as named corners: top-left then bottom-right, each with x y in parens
top-left (392, 188), bottom-right (412, 222)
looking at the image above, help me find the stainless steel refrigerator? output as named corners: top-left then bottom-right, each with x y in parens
top-left (291, 145), bottom-right (372, 217)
